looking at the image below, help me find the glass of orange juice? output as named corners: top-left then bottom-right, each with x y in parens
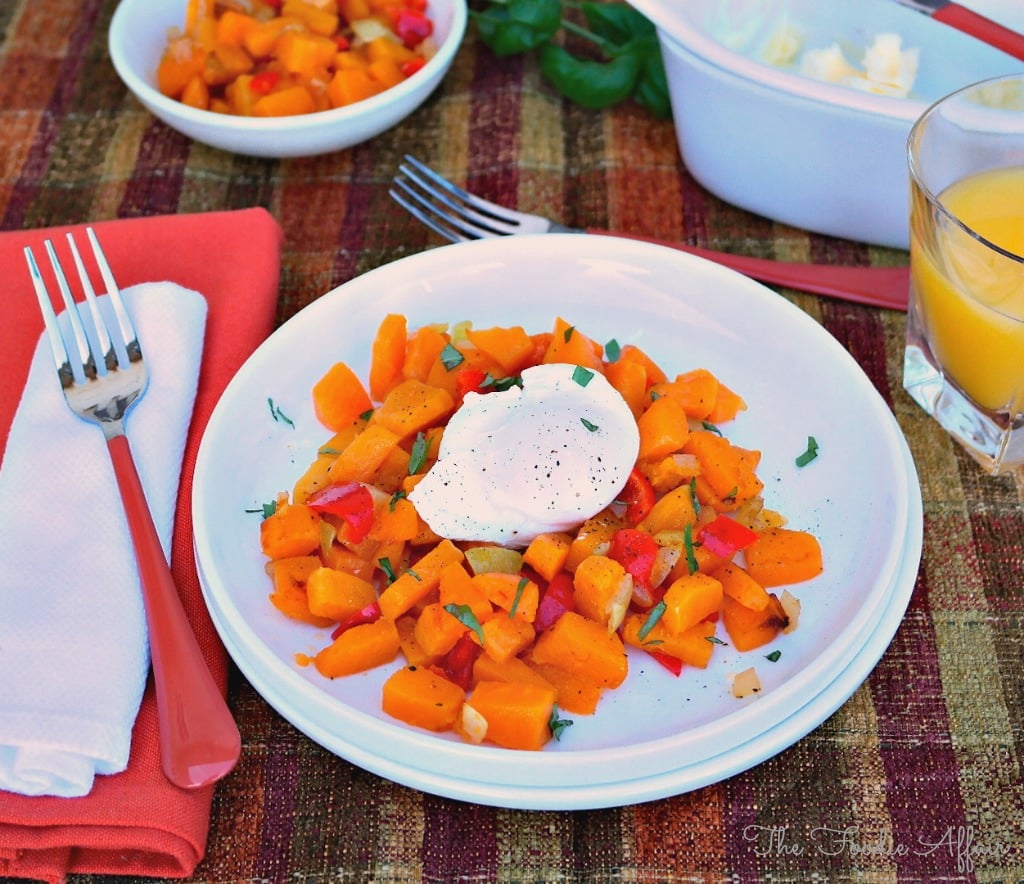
top-left (904, 73), bottom-right (1024, 475)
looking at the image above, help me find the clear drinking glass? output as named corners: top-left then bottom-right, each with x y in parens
top-left (903, 73), bottom-right (1024, 474)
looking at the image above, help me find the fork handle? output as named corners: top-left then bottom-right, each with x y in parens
top-left (107, 433), bottom-right (241, 790)
top-left (586, 230), bottom-right (910, 311)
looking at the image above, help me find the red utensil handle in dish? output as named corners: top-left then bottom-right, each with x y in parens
top-left (589, 230), bottom-right (911, 311)
top-left (899, 0), bottom-right (1024, 61)
top-left (108, 433), bottom-right (241, 790)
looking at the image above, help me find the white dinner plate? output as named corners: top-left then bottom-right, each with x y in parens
top-left (193, 234), bottom-right (923, 809)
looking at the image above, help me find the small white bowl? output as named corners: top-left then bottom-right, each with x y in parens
top-left (109, 0), bottom-right (467, 159)
top-left (629, 0), bottom-right (1021, 248)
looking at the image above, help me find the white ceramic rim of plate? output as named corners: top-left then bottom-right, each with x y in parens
top-left (193, 234), bottom-right (918, 799)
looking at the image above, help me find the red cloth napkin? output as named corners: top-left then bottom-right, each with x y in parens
top-left (0, 208), bottom-right (282, 881)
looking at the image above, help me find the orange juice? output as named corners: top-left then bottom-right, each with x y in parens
top-left (910, 165), bottom-right (1024, 413)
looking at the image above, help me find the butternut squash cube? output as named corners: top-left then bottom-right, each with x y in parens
top-left (531, 611), bottom-right (627, 689)
top-left (382, 665), bottom-right (466, 731)
top-left (305, 566), bottom-right (378, 621)
top-left (314, 617), bottom-right (401, 678)
top-left (466, 681), bottom-right (557, 751)
top-left (572, 555), bottom-right (632, 633)
top-left (661, 572), bottom-right (723, 634)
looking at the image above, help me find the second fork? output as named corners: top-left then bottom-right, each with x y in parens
top-left (391, 155), bottom-right (911, 311)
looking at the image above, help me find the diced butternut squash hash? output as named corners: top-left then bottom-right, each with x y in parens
top-left (258, 315), bottom-right (823, 751)
top-left (158, 0), bottom-right (437, 117)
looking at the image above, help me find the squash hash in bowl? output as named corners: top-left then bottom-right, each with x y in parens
top-left (157, 0), bottom-right (439, 116)
top-left (257, 315), bottom-right (823, 751)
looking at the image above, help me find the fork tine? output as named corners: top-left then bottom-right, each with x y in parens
top-left (390, 179), bottom-right (477, 242)
top-left (400, 156), bottom-right (521, 227)
top-left (43, 239), bottom-right (98, 380)
top-left (24, 246), bottom-right (76, 389)
top-left (394, 156), bottom-right (524, 238)
top-left (86, 227), bottom-right (142, 364)
top-left (67, 232), bottom-right (116, 373)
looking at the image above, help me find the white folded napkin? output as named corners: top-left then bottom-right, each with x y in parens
top-left (0, 282), bottom-right (207, 797)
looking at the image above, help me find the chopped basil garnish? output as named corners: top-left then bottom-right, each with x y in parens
top-left (563, 325), bottom-right (575, 343)
top-left (246, 500), bottom-right (277, 518)
top-left (549, 707), bottom-right (574, 741)
top-left (796, 436), bottom-right (819, 467)
top-left (572, 365), bottom-right (594, 387)
top-left (444, 603), bottom-right (485, 644)
top-left (706, 635), bottom-right (726, 645)
top-left (359, 408), bottom-right (375, 421)
top-left (605, 338), bottom-right (621, 362)
top-left (701, 420), bottom-right (722, 436)
top-left (688, 477), bottom-right (700, 515)
top-left (638, 600), bottom-right (666, 641)
top-left (440, 342), bottom-right (465, 371)
top-left (408, 431), bottom-right (428, 474)
top-left (765, 649), bottom-right (782, 662)
top-left (485, 375), bottom-right (523, 392)
top-left (389, 490), bottom-right (407, 511)
top-left (378, 557), bottom-right (397, 584)
top-left (509, 577), bottom-right (529, 618)
top-left (581, 417), bottom-right (599, 432)
top-left (684, 523), bottom-right (698, 575)
top-left (267, 397), bottom-right (294, 427)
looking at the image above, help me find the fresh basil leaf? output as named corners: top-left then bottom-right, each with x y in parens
top-left (472, 0), bottom-right (562, 57)
top-left (581, 1), bottom-right (655, 45)
top-left (539, 44), bottom-right (640, 109)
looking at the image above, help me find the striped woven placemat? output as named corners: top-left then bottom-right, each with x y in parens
top-left (1, 1), bottom-right (1021, 880)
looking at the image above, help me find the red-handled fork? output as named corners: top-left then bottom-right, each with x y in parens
top-left (390, 155), bottom-right (910, 311)
top-left (24, 228), bottom-right (240, 790)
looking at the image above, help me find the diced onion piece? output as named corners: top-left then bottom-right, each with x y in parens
top-left (465, 546), bottom-right (524, 576)
top-left (651, 545), bottom-right (681, 588)
top-left (458, 703), bottom-right (488, 744)
top-left (351, 18), bottom-right (395, 45)
top-left (731, 667), bottom-right (762, 698)
top-left (606, 574), bottom-right (634, 634)
top-left (780, 590), bottom-right (801, 634)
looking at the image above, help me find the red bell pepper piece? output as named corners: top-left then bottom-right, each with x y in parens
top-left (534, 571), bottom-right (575, 632)
top-left (330, 601), bottom-right (382, 640)
top-left (306, 481), bottom-right (375, 544)
top-left (619, 467), bottom-right (655, 525)
top-left (646, 649), bottom-right (684, 676)
top-left (249, 70), bottom-right (281, 95)
top-left (697, 514), bottom-right (759, 560)
top-left (391, 8), bottom-right (433, 48)
top-left (456, 367), bottom-right (489, 398)
top-left (608, 528), bottom-right (659, 605)
top-left (401, 57), bottom-right (427, 78)
top-left (432, 632), bottom-right (481, 691)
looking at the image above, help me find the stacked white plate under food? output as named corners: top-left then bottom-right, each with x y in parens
top-left (193, 235), bottom-right (923, 810)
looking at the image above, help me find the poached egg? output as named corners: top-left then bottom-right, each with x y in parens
top-left (409, 363), bottom-right (640, 547)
